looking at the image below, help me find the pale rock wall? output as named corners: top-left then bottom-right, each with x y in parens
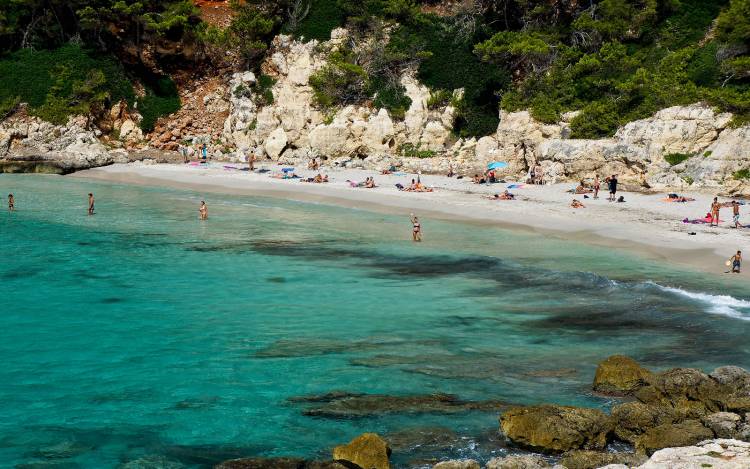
top-left (0, 115), bottom-right (128, 172)
top-left (217, 30), bottom-right (750, 194)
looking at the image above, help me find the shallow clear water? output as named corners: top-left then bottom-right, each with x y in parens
top-left (1, 174), bottom-right (749, 468)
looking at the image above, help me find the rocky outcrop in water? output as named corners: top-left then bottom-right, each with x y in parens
top-left (332, 433), bottom-right (391, 469)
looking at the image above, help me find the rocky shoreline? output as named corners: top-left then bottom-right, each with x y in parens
top-left (204, 356), bottom-right (750, 469)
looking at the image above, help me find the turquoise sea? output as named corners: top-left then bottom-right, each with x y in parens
top-left (1, 174), bottom-right (750, 468)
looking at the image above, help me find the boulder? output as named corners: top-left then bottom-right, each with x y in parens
top-left (332, 433), bottom-right (391, 469)
top-left (637, 439), bottom-right (750, 468)
top-left (559, 450), bottom-right (646, 469)
top-left (485, 455), bottom-right (550, 469)
top-left (432, 459), bottom-right (480, 469)
top-left (500, 404), bottom-right (613, 453)
top-left (611, 401), bottom-right (681, 443)
top-left (634, 368), bottom-right (728, 416)
top-left (593, 355), bottom-right (653, 395)
top-left (702, 412), bottom-right (743, 439)
top-left (264, 127), bottom-right (288, 159)
top-left (635, 419), bottom-right (714, 455)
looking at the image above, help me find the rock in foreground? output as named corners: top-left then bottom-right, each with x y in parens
top-left (332, 433), bottom-right (391, 469)
top-left (500, 405), bottom-right (612, 453)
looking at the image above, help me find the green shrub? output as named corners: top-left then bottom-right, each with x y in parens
top-left (570, 101), bottom-right (621, 139)
top-left (0, 44), bottom-right (134, 123)
top-left (664, 153), bottom-right (692, 166)
top-left (139, 76), bottom-right (181, 132)
top-left (256, 73), bottom-right (276, 105)
top-left (0, 96), bottom-right (20, 119)
top-left (293, 0), bottom-right (346, 41)
top-left (682, 175), bottom-right (694, 185)
top-left (426, 89), bottom-right (452, 110)
top-left (369, 76), bottom-right (411, 119)
top-left (734, 169), bottom-right (750, 180)
top-left (399, 142), bottom-right (435, 158)
top-left (309, 49), bottom-right (368, 108)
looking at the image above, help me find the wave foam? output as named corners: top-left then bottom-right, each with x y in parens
top-left (655, 284), bottom-right (750, 320)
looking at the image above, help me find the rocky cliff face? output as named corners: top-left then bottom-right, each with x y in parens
top-left (0, 114), bottom-right (129, 174)
top-left (221, 29), bottom-right (750, 194)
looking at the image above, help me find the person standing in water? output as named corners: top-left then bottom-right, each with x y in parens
top-left (410, 213), bottom-right (421, 242)
top-left (710, 197), bottom-right (721, 227)
top-left (199, 201), bottom-right (208, 220)
top-left (8, 193), bottom-right (14, 211)
top-left (730, 250), bottom-right (742, 273)
top-left (88, 193), bottom-right (95, 215)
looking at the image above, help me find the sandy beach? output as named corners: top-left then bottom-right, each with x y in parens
top-left (74, 161), bottom-right (749, 275)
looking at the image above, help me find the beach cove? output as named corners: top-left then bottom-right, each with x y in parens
top-left (2, 169), bottom-right (750, 467)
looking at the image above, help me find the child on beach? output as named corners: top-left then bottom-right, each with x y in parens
top-left (733, 201), bottom-right (741, 228)
top-left (410, 213), bottom-right (421, 242)
top-left (8, 193), bottom-right (14, 211)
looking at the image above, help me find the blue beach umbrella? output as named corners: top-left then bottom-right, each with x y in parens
top-left (487, 162), bottom-right (508, 170)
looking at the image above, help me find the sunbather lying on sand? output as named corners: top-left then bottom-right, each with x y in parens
top-left (575, 180), bottom-right (593, 194)
top-left (488, 190), bottom-right (515, 200)
top-left (664, 193), bottom-right (695, 202)
top-left (272, 172), bottom-right (299, 179)
top-left (571, 199), bottom-right (585, 208)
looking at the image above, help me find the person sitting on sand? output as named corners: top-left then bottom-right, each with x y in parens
top-left (730, 250), bottom-right (742, 273)
top-left (313, 173), bottom-right (324, 183)
top-left (571, 199), bottom-right (585, 209)
top-left (473, 174), bottom-right (486, 184)
top-left (575, 180), bottom-right (592, 194)
top-left (8, 193), bottom-right (14, 211)
top-left (365, 177), bottom-right (376, 188)
top-left (447, 164), bottom-right (455, 178)
top-left (199, 201), bottom-right (208, 220)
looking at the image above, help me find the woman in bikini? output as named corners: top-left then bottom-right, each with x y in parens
top-left (411, 214), bottom-right (421, 242)
top-left (711, 197), bottom-right (721, 227)
top-left (8, 193), bottom-right (14, 211)
top-left (199, 201), bottom-right (208, 220)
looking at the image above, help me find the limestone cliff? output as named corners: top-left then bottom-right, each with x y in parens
top-left (221, 29), bottom-right (750, 195)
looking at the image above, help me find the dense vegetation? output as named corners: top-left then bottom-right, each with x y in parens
top-left (295, 0), bottom-right (750, 137)
top-left (1, 0), bottom-right (749, 140)
top-left (0, 0), bottom-right (198, 129)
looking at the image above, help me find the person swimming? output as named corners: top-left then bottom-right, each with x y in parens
top-left (199, 201), bottom-right (208, 220)
top-left (88, 193), bottom-right (95, 215)
top-left (411, 213), bottom-right (421, 242)
top-left (8, 193), bottom-right (14, 211)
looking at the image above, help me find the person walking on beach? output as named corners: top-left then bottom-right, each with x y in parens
top-left (410, 213), bottom-right (421, 242)
top-left (606, 175), bottom-right (618, 202)
top-left (180, 144), bottom-right (189, 164)
top-left (730, 250), bottom-right (742, 273)
top-left (199, 201), bottom-right (208, 220)
top-left (88, 193), bottom-right (95, 215)
top-left (732, 200), bottom-right (741, 228)
top-left (593, 175), bottom-right (600, 199)
top-left (201, 143), bottom-right (208, 161)
top-left (8, 193), bottom-right (14, 211)
top-left (247, 153), bottom-right (256, 172)
top-left (711, 197), bottom-right (721, 227)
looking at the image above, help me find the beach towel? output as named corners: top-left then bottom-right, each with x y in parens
top-left (507, 184), bottom-right (525, 189)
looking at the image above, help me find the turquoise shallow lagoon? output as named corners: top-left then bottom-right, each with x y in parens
top-left (1, 174), bottom-right (749, 468)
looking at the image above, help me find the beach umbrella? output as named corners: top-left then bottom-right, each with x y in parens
top-left (487, 162), bottom-right (508, 170)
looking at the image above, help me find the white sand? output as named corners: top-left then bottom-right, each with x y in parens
top-left (74, 161), bottom-right (749, 274)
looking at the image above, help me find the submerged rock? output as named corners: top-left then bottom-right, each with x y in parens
top-left (332, 433), bottom-right (391, 469)
top-left (499, 405), bottom-right (612, 453)
top-left (294, 392), bottom-right (508, 418)
top-left (214, 457), bottom-right (307, 469)
top-left (592, 355), bottom-right (652, 395)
